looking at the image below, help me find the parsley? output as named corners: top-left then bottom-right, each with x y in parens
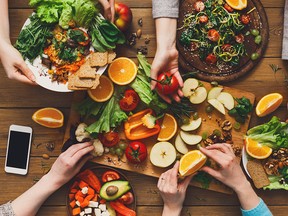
top-left (194, 171), bottom-right (213, 189)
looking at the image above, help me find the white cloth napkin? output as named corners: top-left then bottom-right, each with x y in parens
top-left (282, 0), bottom-right (288, 59)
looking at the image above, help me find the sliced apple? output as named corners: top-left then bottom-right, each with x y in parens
top-left (180, 131), bottom-right (202, 145)
top-left (189, 86), bottom-right (207, 104)
top-left (150, 142), bottom-right (176, 168)
top-left (207, 87), bottom-right (223, 100)
top-left (180, 117), bottom-right (202, 131)
top-left (182, 78), bottom-right (199, 97)
top-left (208, 99), bottom-right (225, 115)
top-left (217, 92), bottom-right (234, 110)
top-left (175, 134), bottom-right (188, 154)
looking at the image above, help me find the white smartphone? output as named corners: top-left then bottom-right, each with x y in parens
top-left (5, 124), bottom-right (33, 175)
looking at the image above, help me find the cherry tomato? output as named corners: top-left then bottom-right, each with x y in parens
top-left (224, 3), bottom-right (233, 12)
top-left (119, 89), bottom-right (140, 111)
top-left (193, 1), bottom-right (205, 12)
top-left (102, 171), bottom-right (120, 182)
top-left (118, 192), bottom-right (134, 205)
top-left (207, 29), bottom-right (220, 42)
top-left (156, 72), bottom-right (179, 95)
top-left (125, 141), bottom-right (147, 164)
top-left (98, 131), bottom-right (120, 147)
top-left (205, 53), bottom-right (217, 65)
top-left (240, 14), bottom-right (250, 25)
top-left (221, 44), bottom-right (232, 52)
top-left (235, 34), bottom-right (245, 43)
top-left (199, 15), bottom-right (208, 23)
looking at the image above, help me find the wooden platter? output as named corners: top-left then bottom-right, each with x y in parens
top-left (63, 81), bottom-right (255, 194)
top-left (177, 0), bottom-right (269, 82)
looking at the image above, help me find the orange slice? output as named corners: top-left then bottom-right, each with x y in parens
top-left (108, 57), bottom-right (137, 85)
top-left (157, 113), bottom-right (177, 141)
top-left (88, 75), bottom-right (114, 102)
top-left (225, 0), bottom-right (247, 10)
top-left (32, 107), bottom-right (64, 128)
top-left (179, 150), bottom-right (207, 177)
top-left (245, 137), bottom-right (272, 159)
top-left (255, 93), bottom-right (283, 117)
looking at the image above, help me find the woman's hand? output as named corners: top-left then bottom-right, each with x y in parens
top-left (0, 41), bottom-right (36, 84)
top-left (46, 142), bottom-right (94, 188)
top-left (98, 0), bottom-right (115, 22)
top-left (157, 161), bottom-right (193, 216)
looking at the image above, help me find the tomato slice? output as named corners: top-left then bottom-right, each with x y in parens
top-left (205, 53), bottom-right (217, 65)
top-left (98, 131), bottom-right (120, 147)
top-left (207, 29), bottom-right (220, 42)
top-left (102, 171), bottom-right (120, 182)
top-left (119, 89), bottom-right (140, 111)
top-left (118, 192), bottom-right (134, 205)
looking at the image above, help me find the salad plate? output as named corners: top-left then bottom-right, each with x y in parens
top-left (177, 0), bottom-right (269, 82)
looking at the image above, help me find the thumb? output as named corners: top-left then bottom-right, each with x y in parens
top-left (150, 67), bottom-right (158, 90)
top-left (16, 61), bottom-right (35, 82)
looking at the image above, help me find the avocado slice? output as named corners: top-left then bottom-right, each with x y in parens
top-left (100, 180), bottom-right (131, 201)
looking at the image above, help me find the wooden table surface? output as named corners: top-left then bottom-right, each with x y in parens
top-left (1, 0), bottom-right (288, 215)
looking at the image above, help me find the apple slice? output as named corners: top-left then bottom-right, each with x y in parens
top-left (207, 87), bottom-right (223, 100)
top-left (175, 134), bottom-right (188, 154)
top-left (180, 131), bottom-right (202, 145)
top-left (208, 99), bottom-right (225, 115)
top-left (182, 78), bottom-right (199, 97)
top-left (180, 117), bottom-right (202, 131)
top-left (150, 142), bottom-right (176, 168)
top-left (217, 92), bottom-right (235, 110)
top-left (189, 86), bottom-right (207, 104)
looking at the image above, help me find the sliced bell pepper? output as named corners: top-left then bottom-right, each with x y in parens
top-left (110, 200), bottom-right (136, 216)
top-left (76, 169), bottom-right (101, 193)
top-left (124, 109), bottom-right (160, 140)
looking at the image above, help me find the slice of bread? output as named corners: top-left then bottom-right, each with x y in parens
top-left (89, 52), bottom-right (108, 67)
top-left (91, 74), bottom-right (100, 89)
top-left (247, 160), bottom-right (270, 189)
top-left (108, 50), bottom-right (116, 63)
top-left (78, 61), bottom-right (96, 79)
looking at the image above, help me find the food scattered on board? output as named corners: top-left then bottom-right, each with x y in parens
top-left (150, 142), bottom-right (177, 168)
top-left (182, 78), bottom-right (207, 104)
top-left (32, 107), bottom-right (64, 128)
top-left (125, 141), bottom-right (148, 164)
top-left (244, 117), bottom-right (288, 190)
top-left (87, 75), bottom-right (114, 102)
top-left (179, 150), bottom-right (207, 177)
top-left (255, 93), bottom-right (283, 117)
top-left (68, 168), bottom-right (136, 216)
top-left (157, 114), bottom-right (178, 141)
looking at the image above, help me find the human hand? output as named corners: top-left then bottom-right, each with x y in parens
top-left (98, 0), bottom-right (115, 22)
top-left (46, 142), bottom-right (94, 189)
top-left (0, 41), bottom-right (35, 84)
top-left (200, 144), bottom-right (249, 192)
top-left (151, 48), bottom-right (184, 103)
top-left (157, 161), bottom-right (193, 216)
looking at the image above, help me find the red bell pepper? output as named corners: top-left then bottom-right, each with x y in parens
top-left (76, 169), bottom-right (101, 193)
top-left (110, 200), bottom-right (136, 216)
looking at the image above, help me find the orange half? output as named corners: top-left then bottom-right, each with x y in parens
top-left (179, 150), bottom-right (207, 177)
top-left (245, 137), bottom-right (272, 159)
top-left (32, 107), bottom-right (64, 128)
top-left (256, 93), bottom-right (283, 117)
top-left (157, 113), bottom-right (178, 141)
top-left (88, 75), bottom-right (114, 102)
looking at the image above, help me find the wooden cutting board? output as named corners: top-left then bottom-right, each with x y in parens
top-left (63, 82), bottom-right (255, 194)
top-left (177, 0), bottom-right (269, 82)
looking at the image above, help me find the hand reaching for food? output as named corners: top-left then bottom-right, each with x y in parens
top-left (98, 0), bottom-right (115, 22)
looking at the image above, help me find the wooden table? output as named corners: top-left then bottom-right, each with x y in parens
top-left (1, 0), bottom-right (287, 215)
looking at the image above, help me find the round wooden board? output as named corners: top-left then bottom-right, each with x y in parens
top-left (177, 0), bottom-right (269, 82)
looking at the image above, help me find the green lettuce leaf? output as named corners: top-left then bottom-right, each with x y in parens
top-left (59, 3), bottom-right (73, 29)
top-left (263, 176), bottom-right (288, 190)
top-left (73, 0), bottom-right (99, 28)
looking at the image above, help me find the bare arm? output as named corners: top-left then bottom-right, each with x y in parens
top-left (11, 142), bottom-right (94, 216)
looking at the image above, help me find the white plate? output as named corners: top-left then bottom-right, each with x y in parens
top-left (241, 146), bottom-right (251, 178)
top-left (21, 16), bottom-right (107, 92)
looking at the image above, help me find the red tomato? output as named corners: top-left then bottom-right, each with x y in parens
top-left (125, 141), bottom-right (147, 164)
top-left (205, 53), bottom-right (217, 65)
top-left (98, 131), bottom-right (120, 147)
top-left (193, 1), bottom-right (205, 12)
top-left (156, 72), bottom-right (179, 95)
top-left (102, 171), bottom-right (120, 182)
top-left (240, 14), bottom-right (250, 25)
top-left (207, 29), bottom-right (220, 42)
top-left (119, 89), bottom-right (140, 111)
top-left (235, 34), bottom-right (245, 43)
top-left (118, 192), bottom-right (134, 205)
top-left (221, 44), bottom-right (232, 52)
top-left (199, 15), bottom-right (208, 23)
top-left (224, 3), bottom-right (233, 12)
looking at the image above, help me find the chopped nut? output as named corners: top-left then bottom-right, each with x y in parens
top-left (144, 37), bottom-right (150, 44)
top-left (138, 18), bottom-right (143, 27)
top-left (136, 29), bottom-right (142, 38)
top-left (45, 142), bottom-right (55, 152)
top-left (137, 46), bottom-right (148, 55)
top-left (42, 154), bottom-right (50, 160)
top-left (221, 120), bottom-right (232, 131)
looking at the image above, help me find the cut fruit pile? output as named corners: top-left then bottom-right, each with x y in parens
top-left (225, 0), bottom-right (247, 10)
top-left (88, 75), bottom-right (114, 102)
top-left (245, 137), bottom-right (272, 159)
top-left (157, 113), bottom-right (177, 141)
top-left (255, 93), bottom-right (283, 117)
top-left (32, 107), bottom-right (64, 128)
top-left (179, 150), bottom-right (207, 177)
top-left (108, 57), bottom-right (137, 85)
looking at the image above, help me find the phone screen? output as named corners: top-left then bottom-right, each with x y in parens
top-left (6, 131), bottom-right (31, 169)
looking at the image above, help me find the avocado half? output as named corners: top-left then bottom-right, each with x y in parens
top-left (100, 180), bottom-right (131, 201)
